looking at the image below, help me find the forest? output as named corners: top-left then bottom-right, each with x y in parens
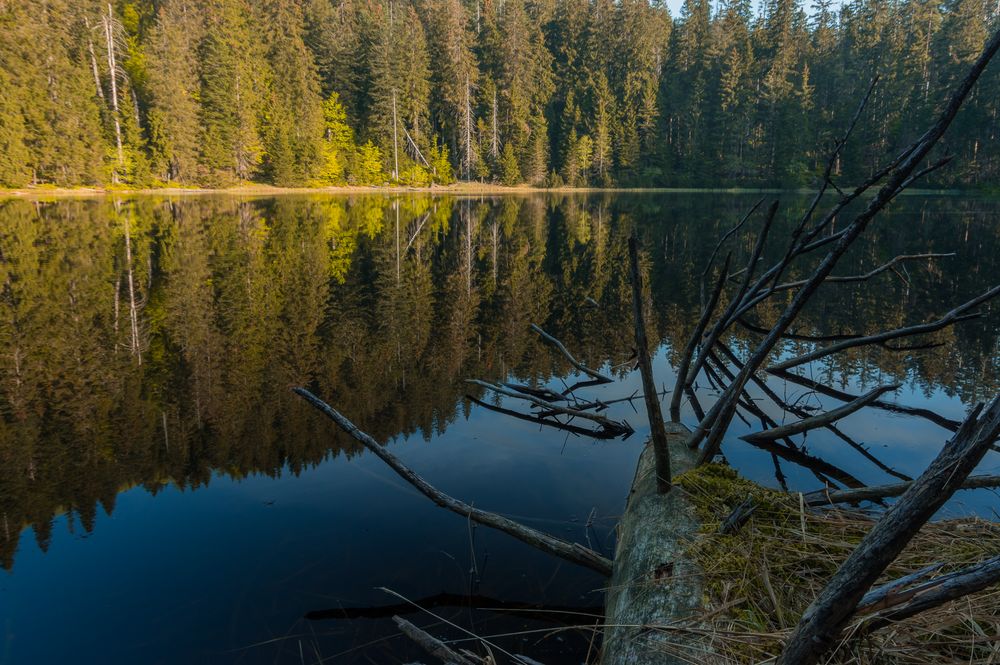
top-left (1, 0), bottom-right (998, 190)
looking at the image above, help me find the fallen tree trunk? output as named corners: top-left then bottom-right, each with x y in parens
top-left (294, 387), bottom-right (613, 576)
top-left (602, 423), bottom-right (707, 665)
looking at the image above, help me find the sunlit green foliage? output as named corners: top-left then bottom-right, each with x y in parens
top-left (0, 0), bottom-right (999, 188)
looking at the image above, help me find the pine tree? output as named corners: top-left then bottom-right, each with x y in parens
top-left (147, 0), bottom-right (203, 183)
top-left (197, 0), bottom-right (268, 185)
top-left (258, 0), bottom-right (325, 186)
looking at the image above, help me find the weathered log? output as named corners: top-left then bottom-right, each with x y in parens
top-left (740, 384), bottom-right (901, 443)
top-left (862, 555), bottom-right (1000, 631)
top-left (775, 395), bottom-right (1000, 665)
top-left (530, 324), bottom-right (613, 383)
top-left (629, 234), bottom-right (672, 493)
top-left (293, 387), bottom-right (613, 576)
top-left (803, 473), bottom-right (1000, 507)
top-left (602, 423), bottom-right (706, 665)
top-left (769, 283), bottom-right (999, 372)
top-left (855, 562), bottom-right (944, 614)
top-left (393, 616), bottom-right (480, 665)
top-left (768, 367), bottom-right (961, 431)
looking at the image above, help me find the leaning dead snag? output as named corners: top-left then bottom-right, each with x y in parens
top-left (776, 395), bottom-right (1000, 665)
top-left (740, 384), bottom-right (901, 443)
top-left (293, 387), bottom-right (613, 576)
top-left (628, 234), bottom-right (671, 493)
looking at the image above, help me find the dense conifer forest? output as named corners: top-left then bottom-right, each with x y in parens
top-left (1, 0), bottom-right (998, 189)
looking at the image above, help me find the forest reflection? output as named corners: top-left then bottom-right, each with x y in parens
top-left (1, 192), bottom-right (997, 570)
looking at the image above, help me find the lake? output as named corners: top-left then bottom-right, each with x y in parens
top-left (0, 192), bottom-right (997, 664)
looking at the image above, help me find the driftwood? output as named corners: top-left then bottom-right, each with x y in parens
top-left (293, 387), bottom-right (613, 576)
top-left (862, 555), bottom-right (1000, 631)
top-left (530, 323), bottom-right (613, 383)
top-left (466, 379), bottom-right (633, 438)
top-left (855, 562), bottom-right (944, 614)
top-left (628, 234), bottom-right (672, 493)
top-left (740, 384), bottom-right (900, 443)
top-left (769, 283), bottom-right (1000, 372)
top-left (775, 395), bottom-right (1000, 665)
top-left (768, 367), bottom-right (961, 431)
top-left (393, 616), bottom-right (479, 665)
top-left (803, 473), bottom-right (1000, 507)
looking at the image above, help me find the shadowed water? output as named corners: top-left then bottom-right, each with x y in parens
top-left (0, 192), bottom-right (997, 664)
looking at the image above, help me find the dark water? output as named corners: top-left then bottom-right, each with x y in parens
top-left (0, 192), bottom-right (997, 664)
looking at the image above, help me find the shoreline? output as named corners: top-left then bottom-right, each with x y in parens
top-left (0, 182), bottom-right (968, 199)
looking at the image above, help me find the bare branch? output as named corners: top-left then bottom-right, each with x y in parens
top-left (671, 253), bottom-right (731, 422)
top-left (768, 368), bottom-right (961, 431)
top-left (769, 284), bottom-right (999, 372)
top-left (293, 388), bottom-right (613, 576)
top-left (530, 324), bottom-right (613, 383)
top-left (803, 473), bottom-right (1000, 507)
top-left (740, 384), bottom-right (901, 444)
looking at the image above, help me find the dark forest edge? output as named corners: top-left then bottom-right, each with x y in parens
top-left (3, 0), bottom-right (1000, 192)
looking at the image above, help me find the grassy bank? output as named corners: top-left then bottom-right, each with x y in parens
top-left (666, 464), bottom-right (1000, 664)
top-left (0, 182), bottom-right (970, 200)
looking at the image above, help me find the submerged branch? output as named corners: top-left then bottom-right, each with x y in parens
top-left (293, 387), bottom-right (613, 576)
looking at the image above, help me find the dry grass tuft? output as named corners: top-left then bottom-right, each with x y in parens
top-left (659, 464), bottom-right (1000, 664)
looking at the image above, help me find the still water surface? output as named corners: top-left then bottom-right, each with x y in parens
top-left (0, 193), bottom-right (998, 663)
